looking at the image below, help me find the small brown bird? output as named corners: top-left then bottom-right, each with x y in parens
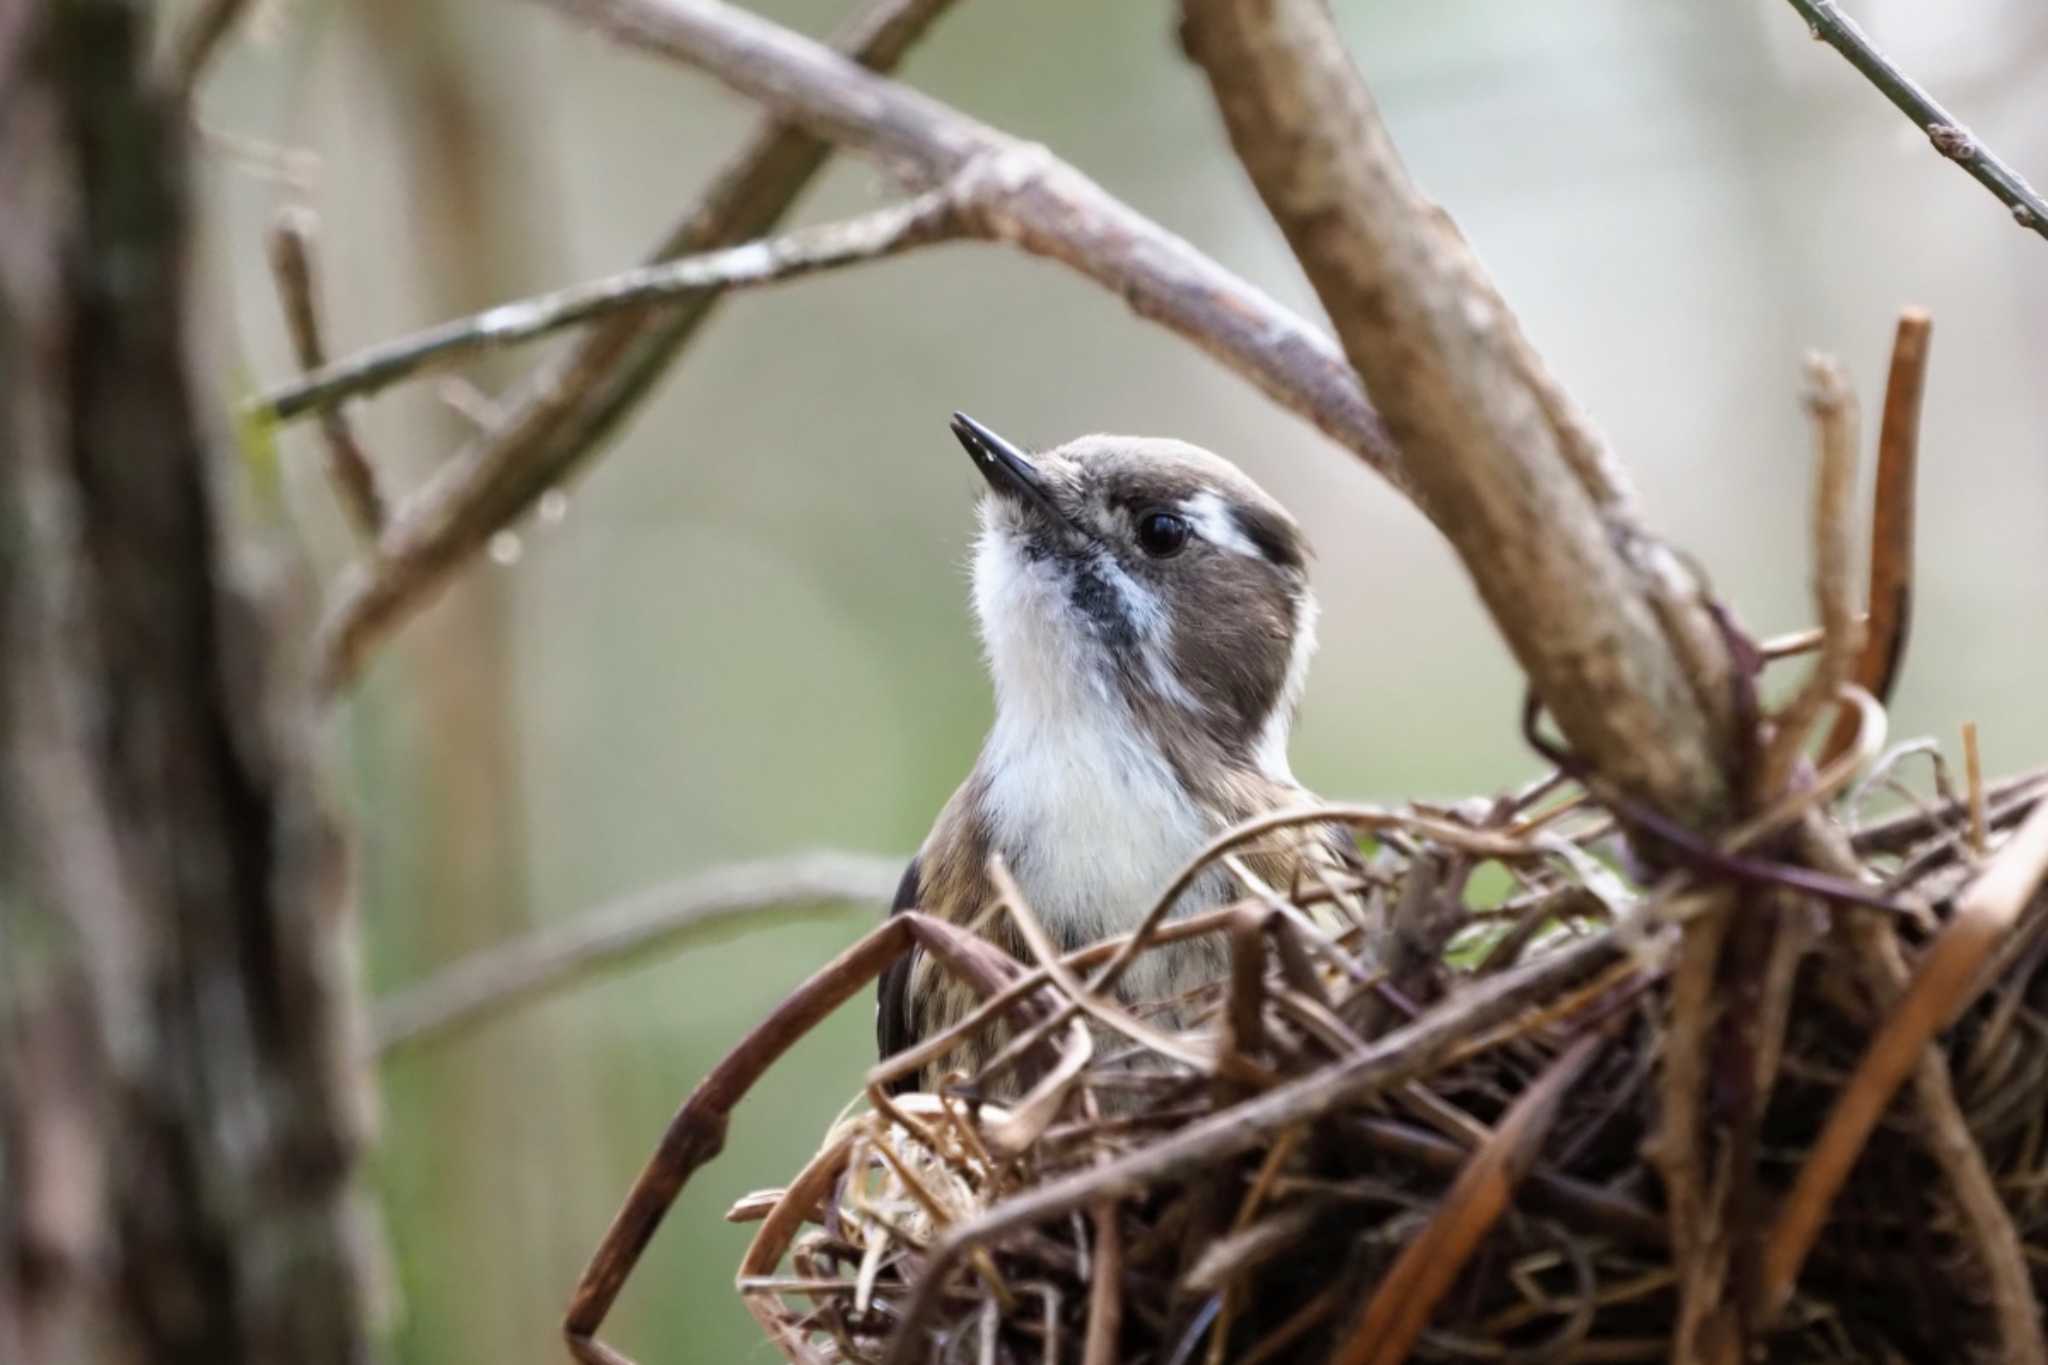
top-left (878, 414), bottom-right (1350, 1092)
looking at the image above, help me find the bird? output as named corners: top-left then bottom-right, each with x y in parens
top-left (877, 413), bottom-right (1353, 1095)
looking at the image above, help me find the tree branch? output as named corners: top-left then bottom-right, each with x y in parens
top-left (1178, 0), bottom-right (1735, 826)
top-left (253, 189), bottom-right (963, 425)
top-left (301, 0), bottom-right (960, 694)
top-left (266, 207), bottom-right (388, 538)
top-left (314, 0), bottom-right (1413, 693)
top-left (1821, 309), bottom-right (1929, 766)
top-left (1759, 353), bottom-right (1862, 797)
top-left (1784, 0), bottom-right (2048, 242)
top-left (374, 850), bottom-right (904, 1055)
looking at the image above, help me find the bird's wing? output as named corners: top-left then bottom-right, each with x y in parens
top-left (875, 856), bottom-right (922, 1081)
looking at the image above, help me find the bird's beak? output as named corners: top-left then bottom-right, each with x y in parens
top-left (950, 412), bottom-right (1076, 533)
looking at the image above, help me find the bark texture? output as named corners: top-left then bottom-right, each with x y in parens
top-left (0, 2), bottom-right (379, 1360)
top-left (1179, 0), bottom-right (1739, 829)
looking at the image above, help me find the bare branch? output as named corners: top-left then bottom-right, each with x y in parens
top-left (373, 850), bottom-right (904, 1055)
top-left (1759, 353), bottom-right (1862, 796)
top-left (1821, 309), bottom-right (1929, 765)
top-left (1179, 0), bottom-right (1734, 826)
top-left (316, 0), bottom-right (1413, 694)
top-left (563, 911), bottom-right (1027, 1362)
top-left (301, 0), bottom-right (959, 693)
top-left (266, 208), bottom-right (387, 538)
top-left (253, 191), bottom-right (960, 425)
top-left (1783, 0), bottom-right (2048, 242)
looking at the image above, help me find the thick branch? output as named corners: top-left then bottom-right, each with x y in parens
top-left (316, 0), bottom-right (1412, 692)
top-left (374, 850), bottom-right (903, 1055)
top-left (526, 0), bottom-right (1404, 486)
top-left (1784, 0), bottom-right (2048, 242)
top-left (255, 191), bottom-right (962, 424)
top-left (1180, 0), bottom-right (1734, 826)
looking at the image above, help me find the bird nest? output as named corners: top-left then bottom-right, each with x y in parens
top-left (563, 718), bottom-right (2048, 1365)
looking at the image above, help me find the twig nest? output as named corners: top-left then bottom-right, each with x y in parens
top-left (717, 759), bottom-right (2048, 1364)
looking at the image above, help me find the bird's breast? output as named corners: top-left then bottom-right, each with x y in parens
top-left (978, 704), bottom-right (1226, 1003)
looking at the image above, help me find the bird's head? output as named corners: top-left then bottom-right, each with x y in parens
top-left (951, 412), bottom-right (1318, 781)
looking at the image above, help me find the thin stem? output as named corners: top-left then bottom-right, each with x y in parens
top-left (374, 850), bottom-right (903, 1055)
top-left (301, 0), bottom-right (961, 689)
top-left (251, 191), bottom-right (961, 424)
top-left (265, 208), bottom-right (386, 538)
top-left (1821, 310), bottom-right (1929, 765)
top-left (1784, 0), bottom-right (2048, 241)
top-left (1759, 353), bottom-right (1861, 797)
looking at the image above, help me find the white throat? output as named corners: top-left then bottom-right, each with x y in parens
top-left (971, 523), bottom-right (1223, 998)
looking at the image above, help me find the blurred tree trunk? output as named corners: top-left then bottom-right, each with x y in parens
top-left (343, 0), bottom-right (560, 1357)
top-left (0, 2), bottom-right (379, 1362)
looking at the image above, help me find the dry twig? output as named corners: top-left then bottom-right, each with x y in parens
top-left (1854, 766), bottom-right (2048, 855)
top-left (1820, 310), bottom-right (1930, 766)
top-left (373, 850), bottom-right (903, 1055)
top-left (563, 911), bottom-right (1029, 1365)
top-left (1083, 1201), bottom-right (1122, 1365)
top-left (1769, 811), bottom-right (2048, 1357)
top-left (305, 0), bottom-right (964, 692)
top-left (1331, 1032), bottom-right (1604, 1365)
top-left (253, 191), bottom-right (963, 425)
top-left (877, 924), bottom-right (1645, 1365)
top-left (266, 209), bottom-right (387, 539)
top-left (1783, 0), bottom-right (2048, 240)
top-left (974, 804), bottom-right (1558, 1099)
top-left (1759, 353), bottom-right (1863, 797)
top-left (591, 766), bottom-right (2048, 1363)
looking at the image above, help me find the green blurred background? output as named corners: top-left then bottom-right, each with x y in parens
top-left (187, 0), bottom-right (2048, 1359)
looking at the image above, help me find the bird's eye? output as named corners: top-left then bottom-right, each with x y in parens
top-left (1136, 510), bottom-right (1190, 558)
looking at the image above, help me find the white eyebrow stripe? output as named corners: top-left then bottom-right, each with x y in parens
top-left (1181, 490), bottom-right (1262, 558)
